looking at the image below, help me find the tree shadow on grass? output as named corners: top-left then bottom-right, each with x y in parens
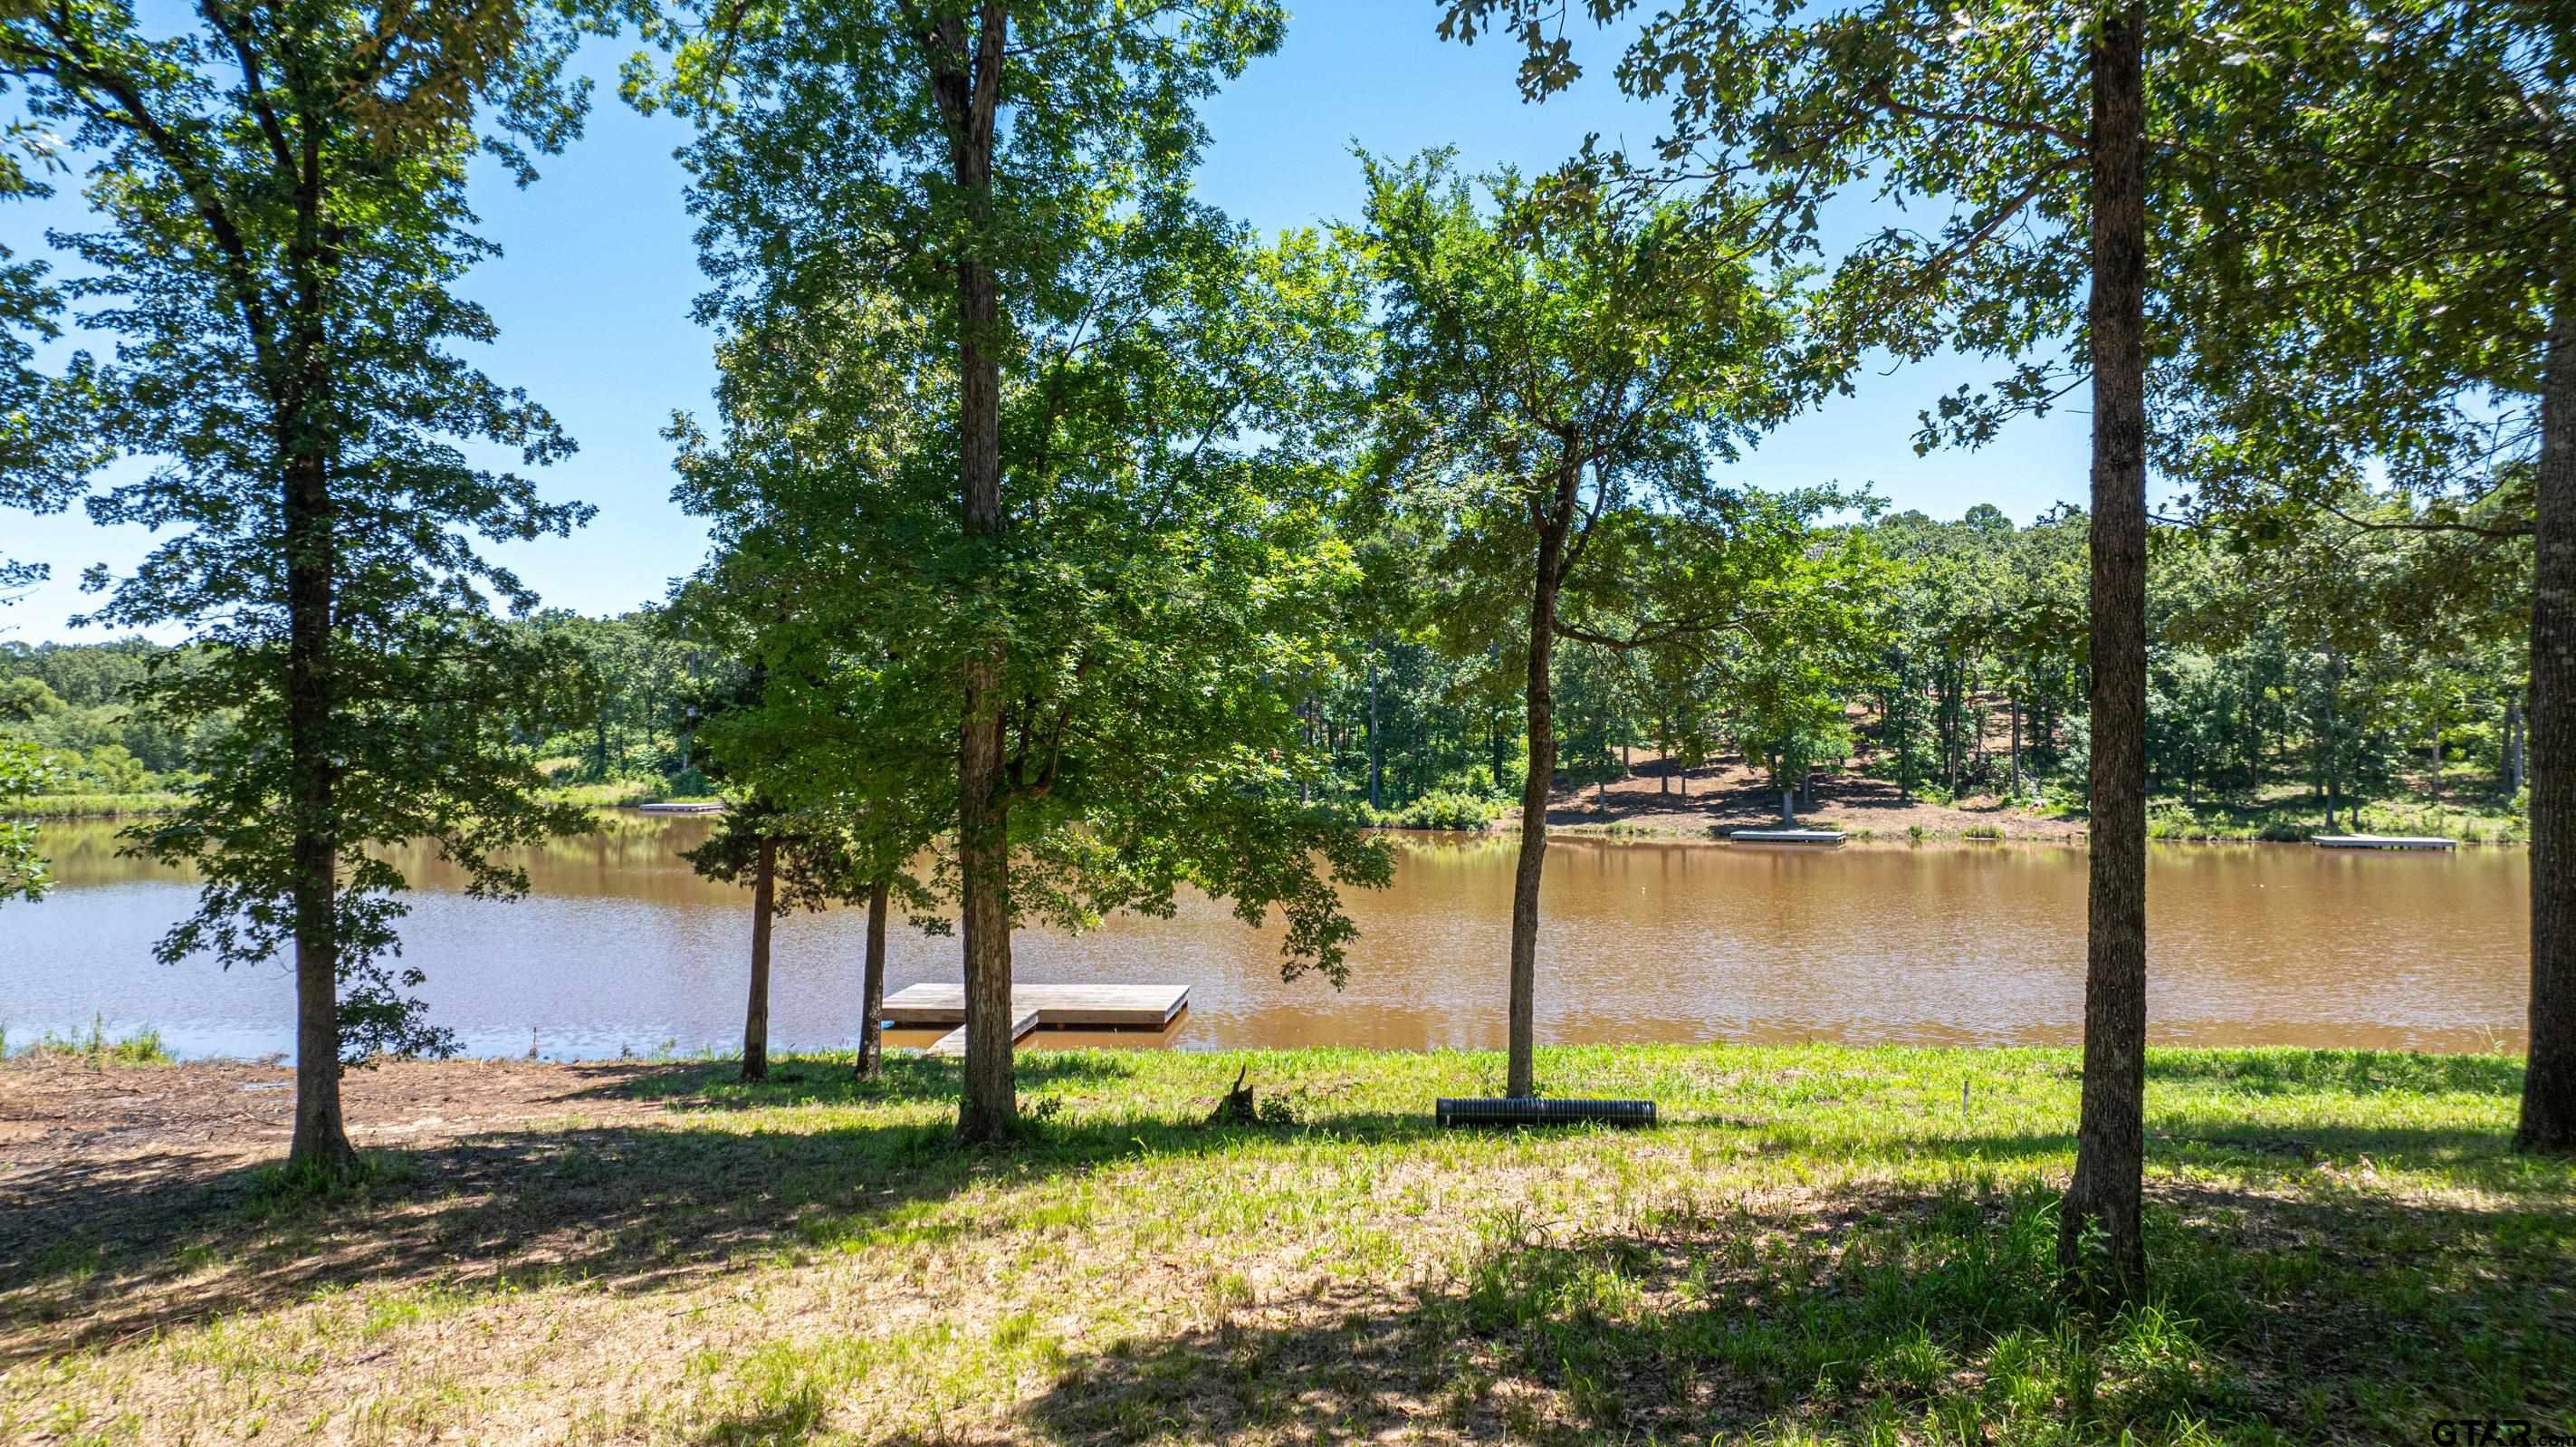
top-left (2, 1053), bottom-right (2558, 1394)
top-left (0, 1060), bottom-right (1445, 1364)
top-left (1012, 1176), bottom-right (2576, 1444)
top-left (2, 1107), bottom-right (2542, 1373)
top-left (570, 1049), bottom-right (1144, 1110)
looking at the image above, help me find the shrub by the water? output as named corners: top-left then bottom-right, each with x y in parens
top-left (6, 1014), bottom-right (170, 1064)
top-left (1364, 789), bottom-right (1508, 830)
top-left (5, 790), bottom-right (189, 819)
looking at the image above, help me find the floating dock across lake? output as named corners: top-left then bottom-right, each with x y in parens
top-left (2312, 834), bottom-right (2457, 851)
top-left (636, 801), bottom-right (725, 815)
top-left (1729, 829), bottom-right (1847, 845)
top-left (883, 982), bottom-right (1191, 1056)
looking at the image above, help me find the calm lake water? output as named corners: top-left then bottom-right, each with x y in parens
top-left (0, 814), bottom-right (2533, 1060)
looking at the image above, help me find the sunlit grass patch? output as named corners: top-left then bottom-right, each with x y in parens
top-left (1, 1043), bottom-right (2567, 1442)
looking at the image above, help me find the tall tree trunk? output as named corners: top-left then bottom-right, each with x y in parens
top-left (2521, 295), bottom-right (2576, 1155)
top-left (2010, 692), bottom-right (2024, 799)
top-left (283, 399), bottom-right (350, 1175)
top-left (1941, 664), bottom-right (1956, 788)
top-left (1368, 651), bottom-right (1382, 810)
top-left (929, 4), bottom-right (1017, 1145)
top-left (1508, 493), bottom-right (1574, 1099)
top-left (2058, 0), bottom-right (2150, 1306)
top-left (856, 877), bottom-right (890, 1081)
top-left (1972, 673), bottom-right (1987, 781)
top-left (1299, 697), bottom-right (1313, 805)
top-left (2323, 653), bottom-right (2345, 831)
top-left (2508, 695), bottom-right (2527, 795)
top-left (958, 681), bottom-right (1014, 1142)
top-left (742, 835), bottom-right (776, 1081)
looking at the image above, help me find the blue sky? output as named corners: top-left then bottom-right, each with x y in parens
top-left (0, 1), bottom-right (2088, 644)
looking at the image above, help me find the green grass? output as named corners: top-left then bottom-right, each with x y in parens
top-left (3, 1043), bottom-right (2569, 1443)
top-left (5, 1014), bottom-right (170, 1064)
top-left (2140, 791), bottom-right (2527, 843)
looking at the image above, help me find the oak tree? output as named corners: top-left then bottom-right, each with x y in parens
top-left (646, 2), bottom-right (1390, 1137)
top-left (1354, 149), bottom-right (1831, 1097)
top-left (0, 0), bottom-right (605, 1174)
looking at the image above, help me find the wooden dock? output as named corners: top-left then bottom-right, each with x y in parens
top-left (637, 801), bottom-right (725, 815)
top-left (927, 1009), bottom-right (1042, 1057)
top-left (884, 982), bottom-right (1191, 1057)
top-left (2313, 834), bottom-right (2456, 851)
top-left (1729, 829), bottom-right (1846, 845)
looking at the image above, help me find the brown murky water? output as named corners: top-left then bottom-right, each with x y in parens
top-left (0, 815), bottom-right (2532, 1059)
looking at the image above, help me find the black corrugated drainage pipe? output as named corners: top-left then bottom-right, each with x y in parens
top-left (1435, 1097), bottom-right (1656, 1128)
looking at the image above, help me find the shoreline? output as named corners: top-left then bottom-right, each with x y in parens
top-left (1393, 819), bottom-right (2532, 846)
top-left (18, 804), bottom-right (2528, 846)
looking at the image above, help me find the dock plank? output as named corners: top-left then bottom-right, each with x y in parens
top-left (882, 982), bottom-right (1190, 1029)
top-left (1729, 829), bottom-right (1846, 845)
top-left (925, 1008), bottom-right (1042, 1058)
top-left (2313, 834), bottom-right (2456, 851)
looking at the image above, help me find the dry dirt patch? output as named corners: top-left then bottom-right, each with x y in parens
top-left (0, 1055), bottom-right (691, 1173)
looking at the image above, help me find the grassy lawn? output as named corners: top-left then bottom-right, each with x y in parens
top-left (2, 1044), bottom-right (2570, 1443)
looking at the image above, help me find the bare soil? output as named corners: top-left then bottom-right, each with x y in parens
top-left (0, 1055), bottom-right (685, 1176)
top-left (1539, 746), bottom-right (2082, 838)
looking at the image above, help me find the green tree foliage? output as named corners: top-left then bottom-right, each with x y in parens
top-left (0, 90), bottom-right (100, 600)
top-left (1352, 147), bottom-right (1842, 1097)
top-left (0, 89), bottom-right (103, 910)
top-left (524, 607), bottom-right (739, 791)
top-left (666, 333), bottom-right (950, 1084)
top-left (0, 733), bottom-right (60, 902)
top-left (1865, 507), bottom-right (2087, 803)
top-left (0, 639), bottom-right (219, 780)
top-left (643, 0), bottom-right (1392, 1140)
top-left (6, 503), bottom-right (2528, 833)
top-left (0, 0), bottom-right (607, 1174)
top-left (2144, 2), bottom-right (2575, 1154)
top-left (2164, 493), bottom-right (2525, 818)
top-left (1432, 0), bottom-right (2304, 1302)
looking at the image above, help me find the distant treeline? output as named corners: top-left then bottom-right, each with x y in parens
top-left (5, 493), bottom-right (2524, 828)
